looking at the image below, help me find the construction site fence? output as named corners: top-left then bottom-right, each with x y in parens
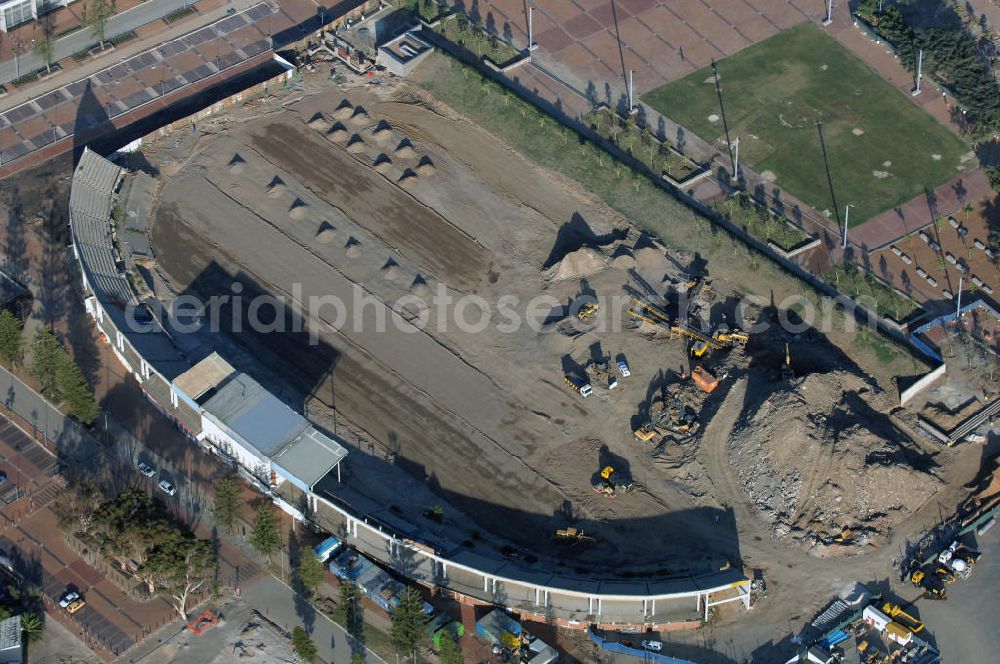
top-left (421, 31), bottom-right (942, 386)
top-left (587, 629), bottom-right (696, 664)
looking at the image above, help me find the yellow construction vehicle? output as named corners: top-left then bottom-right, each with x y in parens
top-left (715, 330), bottom-right (749, 345)
top-left (592, 465), bottom-right (633, 498)
top-left (554, 527), bottom-right (596, 544)
top-left (633, 422), bottom-right (658, 442)
top-left (577, 302), bottom-right (599, 321)
top-left (564, 375), bottom-right (594, 398)
top-left (910, 569), bottom-right (948, 600)
top-left (588, 361), bottom-right (618, 390)
top-left (780, 343), bottom-right (794, 380)
top-left (881, 603), bottom-right (925, 634)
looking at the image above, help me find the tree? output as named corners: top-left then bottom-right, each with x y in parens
top-left (32, 37), bottom-right (55, 75)
top-left (56, 354), bottom-right (97, 425)
top-left (336, 580), bottom-right (364, 640)
top-left (297, 549), bottom-right (325, 597)
top-left (140, 532), bottom-right (216, 619)
top-left (20, 613), bottom-right (43, 644)
top-left (249, 503), bottom-right (280, 562)
top-left (212, 476), bottom-right (241, 534)
top-left (438, 630), bottom-right (464, 664)
top-left (390, 587), bottom-right (428, 658)
top-left (986, 165), bottom-right (1000, 194)
top-left (28, 329), bottom-right (63, 397)
top-left (84, 0), bottom-right (114, 50)
top-left (292, 626), bottom-right (318, 662)
top-left (0, 309), bottom-right (23, 367)
top-left (53, 479), bottom-right (104, 535)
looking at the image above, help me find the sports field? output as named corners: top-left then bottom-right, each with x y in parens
top-left (643, 22), bottom-right (969, 226)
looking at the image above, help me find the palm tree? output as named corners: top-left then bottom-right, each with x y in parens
top-left (21, 614), bottom-right (43, 645)
top-left (963, 202), bottom-right (975, 226)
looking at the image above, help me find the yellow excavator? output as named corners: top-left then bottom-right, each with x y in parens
top-left (592, 465), bottom-right (634, 498)
top-left (577, 302), bottom-right (599, 321)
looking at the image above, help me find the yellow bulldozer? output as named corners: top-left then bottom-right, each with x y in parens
top-left (592, 465), bottom-right (634, 498)
top-left (554, 527), bottom-right (596, 544)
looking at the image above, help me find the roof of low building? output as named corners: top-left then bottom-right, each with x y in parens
top-left (0, 614), bottom-right (21, 653)
top-left (174, 352), bottom-right (236, 402)
top-left (203, 373), bottom-right (309, 458)
top-left (270, 426), bottom-right (349, 490)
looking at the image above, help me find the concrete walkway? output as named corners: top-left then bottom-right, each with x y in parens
top-left (242, 575), bottom-right (389, 664)
top-left (0, 0), bottom-right (212, 86)
top-left (0, 0), bottom-right (259, 111)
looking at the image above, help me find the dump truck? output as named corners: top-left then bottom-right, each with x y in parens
top-left (937, 541), bottom-right (981, 580)
top-left (577, 302), bottom-right (599, 321)
top-left (910, 569), bottom-right (948, 600)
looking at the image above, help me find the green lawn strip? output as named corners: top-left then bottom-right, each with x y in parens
top-left (825, 263), bottom-right (923, 323)
top-left (643, 21), bottom-right (968, 225)
top-left (435, 14), bottom-right (521, 65)
top-left (712, 196), bottom-right (811, 252)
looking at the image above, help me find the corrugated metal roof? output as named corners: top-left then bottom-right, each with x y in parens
top-left (270, 426), bottom-right (348, 490)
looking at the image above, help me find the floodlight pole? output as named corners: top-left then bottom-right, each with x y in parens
top-left (843, 204), bottom-right (853, 249)
top-left (956, 276), bottom-right (963, 319)
top-left (731, 136), bottom-right (740, 185)
top-left (912, 49), bottom-right (923, 96)
top-left (527, 6), bottom-right (537, 51)
top-left (823, 0), bottom-right (833, 25)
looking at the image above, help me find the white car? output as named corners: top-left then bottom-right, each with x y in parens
top-left (641, 640), bottom-right (662, 652)
top-left (58, 590), bottom-right (80, 609)
top-left (617, 359), bottom-right (631, 377)
top-left (158, 479), bottom-right (177, 496)
top-left (137, 461), bottom-right (156, 478)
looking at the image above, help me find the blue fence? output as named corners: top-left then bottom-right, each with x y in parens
top-left (588, 629), bottom-right (697, 664)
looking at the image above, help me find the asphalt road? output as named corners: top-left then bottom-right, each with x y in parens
top-left (0, 0), bottom-right (205, 85)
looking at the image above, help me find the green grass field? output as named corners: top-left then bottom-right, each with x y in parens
top-left (643, 22), bottom-right (969, 225)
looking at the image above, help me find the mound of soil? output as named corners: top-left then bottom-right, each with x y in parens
top-left (545, 247), bottom-right (607, 282)
top-left (307, 113), bottom-right (329, 130)
top-left (266, 178), bottom-right (286, 198)
top-left (315, 221), bottom-right (337, 243)
top-left (410, 275), bottom-right (431, 297)
top-left (349, 107), bottom-right (370, 125)
top-left (382, 259), bottom-right (402, 281)
top-left (396, 141), bottom-right (417, 159)
top-left (289, 200), bottom-right (308, 219)
top-left (228, 154), bottom-right (246, 174)
top-left (345, 237), bottom-right (362, 258)
top-left (634, 246), bottom-right (668, 272)
top-left (327, 124), bottom-right (349, 142)
top-left (373, 154), bottom-right (392, 173)
top-left (611, 246), bottom-right (635, 270)
top-left (727, 371), bottom-right (940, 545)
top-left (372, 124), bottom-right (393, 142)
top-left (416, 157), bottom-right (436, 176)
top-left (333, 100), bottom-right (353, 119)
top-left (347, 135), bottom-right (366, 153)
top-left (398, 170), bottom-right (418, 188)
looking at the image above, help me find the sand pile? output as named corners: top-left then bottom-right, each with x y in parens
top-left (611, 246), bottom-right (635, 270)
top-left (315, 221), bottom-right (336, 243)
top-left (727, 371), bottom-right (940, 545)
top-left (416, 157), bottom-right (436, 176)
top-left (289, 200), bottom-right (308, 219)
top-left (350, 106), bottom-right (370, 125)
top-left (333, 100), bottom-right (353, 120)
top-left (347, 135), bottom-right (366, 153)
top-left (266, 177), bottom-right (286, 198)
top-left (634, 245), bottom-right (669, 272)
top-left (307, 113), bottom-right (329, 130)
top-left (372, 121), bottom-right (393, 142)
top-left (373, 154), bottom-right (392, 173)
top-left (345, 237), bottom-right (362, 258)
top-left (398, 170), bottom-right (418, 188)
top-left (382, 259), bottom-right (402, 281)
top-left (395, 140), bottom-right (417, 159)
top-left (228, 154), bottom-right (246, 174)
top-left (546, 247), bottom-right (607, 282)
top-left (327, 123), bottom-right (349, 142)
top-left (410, 275), bottom-right (431, 297)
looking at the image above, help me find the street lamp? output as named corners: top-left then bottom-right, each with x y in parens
top-left (843, 204), bottom-right (854, 249)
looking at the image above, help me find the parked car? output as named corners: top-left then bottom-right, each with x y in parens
top-left (641, 640), bottom-right (663, 652)
top-left (158, 479), bottom-right (177, 496)
top-left (617, 358), bottom-right (631, 377)
top-left (137, 461), bottom-right (156, 478)
top-left (66, 597), bottom-right (86, 614)
top-left (0, 471), bottom-right (7, 485)
top-left (58, 590), bottom-right (80, 609)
